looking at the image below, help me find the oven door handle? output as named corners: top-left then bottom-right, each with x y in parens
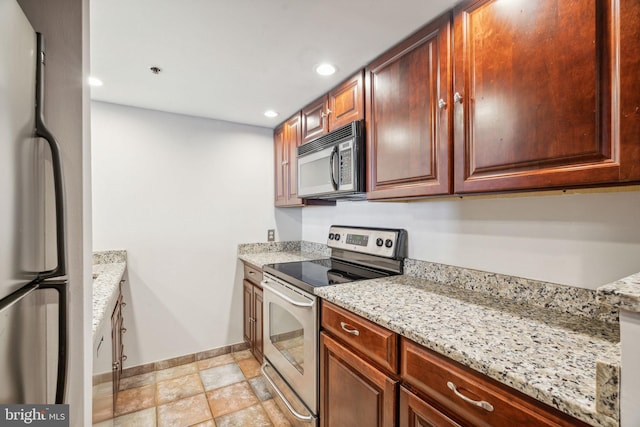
top-left (261, 363), bottom-right (314, 422)
top-left (262, 281), bottom-right (315, 308)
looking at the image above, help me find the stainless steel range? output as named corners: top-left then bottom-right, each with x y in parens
top-left (260, 225), bottom-right (407, 426)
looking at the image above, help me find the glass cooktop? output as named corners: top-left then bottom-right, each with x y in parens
top-left (263, 258), bottom-right (392, 294)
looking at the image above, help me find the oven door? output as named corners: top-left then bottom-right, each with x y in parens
top-left (262, 274), bottom-right (318, 416)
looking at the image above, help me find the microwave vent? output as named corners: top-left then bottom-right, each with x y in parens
top-left (297, 120), bottom-right (363, 156)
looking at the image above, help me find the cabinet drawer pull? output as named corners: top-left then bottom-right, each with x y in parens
top-left (121, 327), bottom-right (127, 334)
top-left (447, 381), bottom-right (494, 412)
top-left (340, 322), bottom-right (360, 336)
top-left (121, 302), bottom-right (126, 308)
top-left (438, 99), bottom-right (447, 109)
top-left (454, 92), bottom-right (463, 103)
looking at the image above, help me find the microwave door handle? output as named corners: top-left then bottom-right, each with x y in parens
top-left (329, 146), bottom-right (338, 190)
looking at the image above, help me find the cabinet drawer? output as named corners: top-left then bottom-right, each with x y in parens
top-left (321, 301), bottom-right (398, 373)
top-left (401, 338), bottom-right (588, 427)
top-left (243, 263), bottom-right (263, 286)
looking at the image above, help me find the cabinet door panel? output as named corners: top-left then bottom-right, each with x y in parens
top-left (329, 71), bottom-right (364, 130)
top-left (243, 280), bottom-right (253, 346)
top-left (367, 14), bottom-right (452, 199)
top-left (286, 114), bottom-right (304, 204)
top-left (399, 386), bottom-right (462, 427)
top-left (254, 285), bottom-right (263, 363)
top-left (453, 0), bottom-right (624, 192)
top-left (301, 97), bottom-right (328, 144)
top-left (320, 332), bottom-right (397, 427)
top-left (273, 125), bottom-right (286, 205)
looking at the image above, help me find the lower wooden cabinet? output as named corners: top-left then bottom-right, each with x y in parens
top-left (320, 332), bottom-right (397, 427)
top-left (399, 386), bottom-right (461, 427)
top-left (242, 262), bottom-right (264, 363)
top-left (319, 302), bottom-right (591, 427)
top-left (401, 338), bottom-right (589, 427)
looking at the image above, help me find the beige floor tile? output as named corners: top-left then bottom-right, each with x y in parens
top-left (113, 407), bottom-right (156, 427)
top-left (157, 393), bottom-right (212, 427)
top-left (237, 357), bottom-right (261, 379)
top-left (93, 381), bottom-right (113, 397)
top-left (157, 373), bottom-right (205, 405)
top-left (200, 363), bottom-right (245, 391)
top-left (197, 354), bottom-right (235, 371)
top-left (232, 350), bottom-right (253, 361)
top-left (92, 393), bottom-right (113, 424)
top-left (120, 372), bottom-right (156, 391)
top-left (190, 420), bottom-right (216, 427)
top-left (115, 384), bottom-right (156, 417)
top-left (206, 381), bottom-right (259, 418)
top-left (156, 362), bottom-right (198, 382)
top-left (261, 400), bottom-right (291, 427)
top-left (214, 404), bottom-right (273, 427)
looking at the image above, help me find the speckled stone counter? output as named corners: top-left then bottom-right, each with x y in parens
top-left (316, 273), bottom-right (620, 427)
top-left (597, 271), bottom-right (640, 313)
top-left (237, 241), bottom-right (328, 268)
top-left (92, 250), bottom-right (127, 343)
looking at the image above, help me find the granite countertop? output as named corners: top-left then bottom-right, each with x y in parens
top-left (597, 271), bottom-right (640, 312)
top-left (92, 250), bottom-right (127, 343)
top-left (238, 241), bottom-right (329, 268)
top-left (316, 275), bottom-right (620, 427)
top-left (237, 241), bottom-right (622, 426)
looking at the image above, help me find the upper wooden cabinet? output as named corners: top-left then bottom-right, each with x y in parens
top-left (453, 0), bottom-right (640, 193)
top-left (274, 114), bottom-right (305, 207)
top-left (301, 71), bottom-right (365, 144)
top-left (366, 14), bottom-right (452, 200)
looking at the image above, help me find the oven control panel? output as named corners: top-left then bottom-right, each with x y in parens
top-left (327, 226), bottom-right (407, 259)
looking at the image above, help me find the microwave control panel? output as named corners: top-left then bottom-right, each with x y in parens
top-left (327, 226), bottom-right (407, 259)
top-left (339, 147), bottom-right (352, 185)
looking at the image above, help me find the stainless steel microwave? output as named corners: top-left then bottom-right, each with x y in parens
top-left (297, 120), bottom-right (365, 200)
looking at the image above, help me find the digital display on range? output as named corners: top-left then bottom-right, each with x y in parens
top-left (346, 233), bottom-right (369, 247)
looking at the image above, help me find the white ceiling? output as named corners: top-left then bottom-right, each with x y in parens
top-left (90, 0), bottom-right (458, 129)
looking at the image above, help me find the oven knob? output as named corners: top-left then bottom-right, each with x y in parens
top-left (335, 233), bottom-right (341, 241)
top-left (329, 233), bottom-right (335, 240)
top-left (376, 238), bottom-right (384, 247)
top-left (384, 239), bottom-right (393, 248)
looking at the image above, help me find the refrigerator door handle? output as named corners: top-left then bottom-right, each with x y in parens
top-left (39, 280), bottom-right (68, 404)
top-left (34, 33), bottom-right (67, 280)
top-left (0, 279), bottom-right (68, 404)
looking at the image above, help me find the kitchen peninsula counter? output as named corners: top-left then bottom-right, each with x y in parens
top-left (92, 250), bottom-right (127, 342)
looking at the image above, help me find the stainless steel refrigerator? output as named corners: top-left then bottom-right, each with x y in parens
top-left (0, 0), bottom-right (68, 405)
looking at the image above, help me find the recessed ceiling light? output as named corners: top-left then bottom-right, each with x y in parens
top-left (264, 110), bottom-right (279, 118)
top-left (88, 76), bottom-right (103, 87)
top-left (315, 63), bottom-right (337, 76)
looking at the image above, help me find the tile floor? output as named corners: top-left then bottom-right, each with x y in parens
top-left (93, 350), bottom-right (291, 427)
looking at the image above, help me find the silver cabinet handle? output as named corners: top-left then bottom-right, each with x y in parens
top-left (340, 322), bottom-right (360, 336)
top-left (121, 327), bottom-right (127, 334)
top-left (281, 160), bottom-right (288, 166)
top-left (454, 92), bottom-right (463, 103)
top-left (121, 302), bottom-right (126, 308)
top-left (447, 381), bottom-right (494, 412)
top-left (438, 99), bottom-right (447, 109)
top-left (122, 355), bottom-right (127, 362)
top-left (261, 363), bottom-right (313, 422)
top-left (112, 361), bottom-right (119, 370)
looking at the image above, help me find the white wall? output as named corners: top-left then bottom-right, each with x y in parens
top-left (91, 101), bottom-right (302, 366)
top-left (17, 0), bottom-right (91, 425)
top-left (302, 191), bottom-right (640, 290)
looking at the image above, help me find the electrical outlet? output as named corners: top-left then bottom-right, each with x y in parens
top-left (267, 229), bottom-right (275, 242)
